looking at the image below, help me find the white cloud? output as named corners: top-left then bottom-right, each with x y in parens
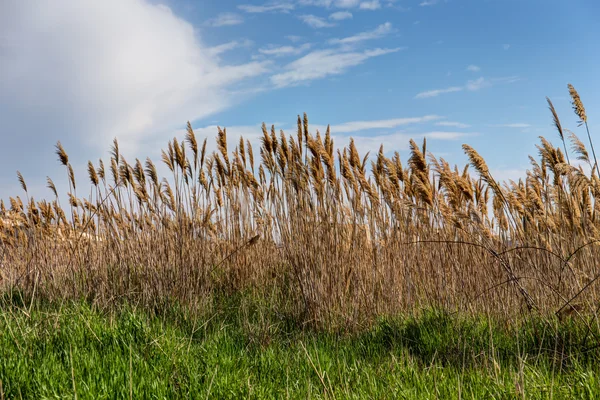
top-left (435, 121), bottom-right (471, 128)
top-left (415, 87), bottom-right (463, 99)
top-left (359, 0), bottom-right (382, 9)
top-left (316, 115), bottom-right (442, 133)
top-left (300, 0), bottom-right (378, 8)
top-left (416, 76), bottom-right (517, 98)
top-left (271, 47), bottom-right (403, 87)
top-left (286, 35), bottom-right (304, 42)
top-left (465, 77), bottom-right (489, 91)
top-left (208, 41), bottom-right (241, 57)
top-left (329, 22), bottom-right (394, 45)
top-left (466, 65), bottom-right (480, 72)
top-left (0, 0), bottom-right (269, 161)
top-left (334, 0), bottom-right (361, 7)
top-left (206, 12), bottom-right (244, 27)
top-left (258, 43), bottom-right (312, 57)
top-left (238, 2), bottom-right (295, 13)
top-left (387, 1), bottom-right (410, 11)
top-left (297, 0), bottom-right (333, 6)
top-left (207, 39), bottom-right (253, 57)
top-left (329, 11), bottom-right (353, 20)
top-left (299, 14), bottom-right (337, 28)
top-left (420, 0), bottom-right (438, 6)
top-left (503, 44), bottom-right (510, 50)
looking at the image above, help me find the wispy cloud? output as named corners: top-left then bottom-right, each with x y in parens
top-left (335, 0), bottom-right (361, 7)
top-left (359, 0), bottom-right (381, 9)
top-left (492, 76), bottom-right (520, 84)
top-left (286, 35), bottom-right (303, 42)
top-left (207, 41), bottom-right (241, 57)
top-left (258, 43), bottom-right (312, 57)
top-left (206, 12), bottom-right (244, 27)
top-left (238, 2), bottom-right (295, 13)
top-left (416, 76), bottom-right (518, 98)
top-left (320, 115), bottom-right (442, 133)
top-left (298, 0), bottom-right (348, 7)
top-left (386, 1), bottom-right (410, 11)
top-left (299, 0), bottom-right (382, 8)
top-left (299, 14), bottom-right (336, 28)
top-left (329, 11), bottom-right (353, 20)
top-left (329, 22), bottom-right (394, 45)
top-left (419, 0), bottom-right (438, 6)
top-left (466, 65), bottom-right (480, 72)
top-left (297, 0), bottom-right (333, 6)
top-left (271, 47), bottom-right (403, 87)
top-left (415, 86), bottom-right (463, 99)
top-left (207, 39), bottom-right (253, 57)
top-left (503, 44), bottom-right (510, 50)
top-left (435, 121), bottom-right (471, 128)
top-left (465, 77), bottom-right (489, 91)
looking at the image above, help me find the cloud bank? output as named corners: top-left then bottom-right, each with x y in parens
top-left (0, 0), bottom-right (268, 159)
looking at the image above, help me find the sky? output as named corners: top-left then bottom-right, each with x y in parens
top-left (1, 0), bottom-right (599, 204)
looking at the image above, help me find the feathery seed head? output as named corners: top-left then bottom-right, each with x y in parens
top-left (568, 84), bottom-right (587, 125)
top-left (16, 171), bottom-right (27, 193)
top-left (55, 142), bottom-right (69, 166)
top-left (86, 161), bottom-right (98, 186)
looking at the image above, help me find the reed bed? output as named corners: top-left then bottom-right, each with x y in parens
top-left (1, 84), bottom-right (599, 329)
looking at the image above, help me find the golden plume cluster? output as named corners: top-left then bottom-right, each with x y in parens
top-left (1, 84), bottom-right (598, 328)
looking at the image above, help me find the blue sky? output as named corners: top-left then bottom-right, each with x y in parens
top-left (1, 0), bottom-right (599, 202)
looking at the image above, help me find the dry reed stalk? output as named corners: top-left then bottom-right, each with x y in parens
top-left (1, 86), bottom-right (599, 329)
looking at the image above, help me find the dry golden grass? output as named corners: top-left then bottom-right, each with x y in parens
top-left (1, 84), bottom-right (600, 329)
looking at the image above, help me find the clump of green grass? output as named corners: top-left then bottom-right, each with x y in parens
top-left (0, 296), bottom-right (599, 399)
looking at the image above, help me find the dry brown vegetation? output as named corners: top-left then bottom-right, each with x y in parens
top-left (1, 84), bottom-right (599, 329)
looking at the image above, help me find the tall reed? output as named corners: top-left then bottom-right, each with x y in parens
top-left (1, 86), bottom-right (599, 329)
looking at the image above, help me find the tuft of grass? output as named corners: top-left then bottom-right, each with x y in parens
top-left (0, 299), bottom-right (599, 398)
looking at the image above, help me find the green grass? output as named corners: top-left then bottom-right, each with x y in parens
top-left (0, 293), bottom-right (599, 399)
